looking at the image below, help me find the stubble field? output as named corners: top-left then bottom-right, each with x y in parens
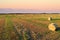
top-left (0, 13), bottom-right (60, 40)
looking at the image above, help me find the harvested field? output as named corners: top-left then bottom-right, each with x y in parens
top-left (0, 13), bottom-right (60, 40)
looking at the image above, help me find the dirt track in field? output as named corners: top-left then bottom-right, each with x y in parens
top-left (0, 18), bottom-right (5, 39)
top-left (0, 17), bottom-right (20, 40)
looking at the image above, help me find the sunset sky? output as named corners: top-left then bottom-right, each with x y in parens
top-left (0, 0), bottom-right (60, 13)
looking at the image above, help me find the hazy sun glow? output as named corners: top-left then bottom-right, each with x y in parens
top-left (0, 0), bottom-right (60, 10)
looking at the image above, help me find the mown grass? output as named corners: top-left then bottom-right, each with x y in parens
top-left (23, 19), bottom-right (48, 28)
top-left (0, 14), bottom-right (60, 40)
top-left (0, 15), bottom-right (20, 40)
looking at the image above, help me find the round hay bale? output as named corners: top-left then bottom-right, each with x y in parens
top-left (48, 23), bottom-right (58, 31)
top-left (48, 17), bottom-right (52, 21)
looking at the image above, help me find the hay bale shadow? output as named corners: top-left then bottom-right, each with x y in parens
top-left (56, 27), bottom-right (60, 31)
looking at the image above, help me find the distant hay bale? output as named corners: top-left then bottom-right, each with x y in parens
top-left (48, 23), bottom-right (58, 31)
top-left (48, 17), bottom-right (52, 21)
